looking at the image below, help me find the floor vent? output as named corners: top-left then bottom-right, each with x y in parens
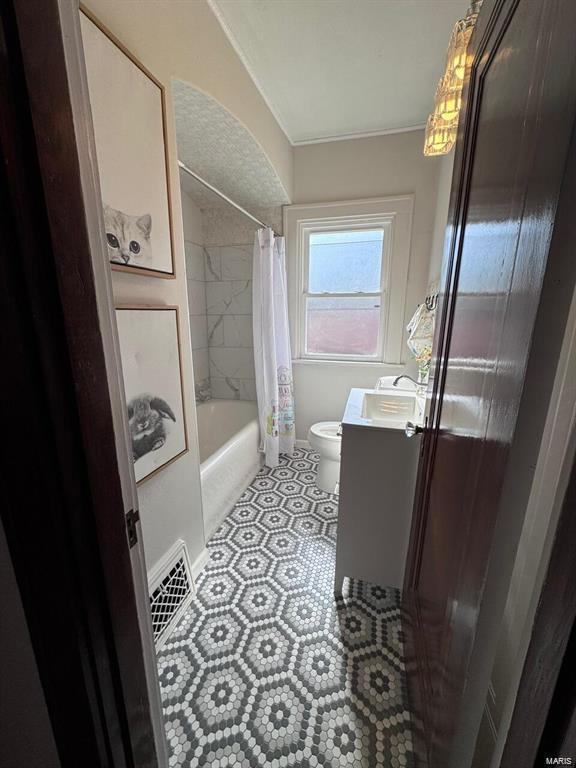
top-left (148, 540), bottom-right (194, 648)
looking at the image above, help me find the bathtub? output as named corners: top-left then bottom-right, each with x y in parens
top-left (196, 400), bottom-right (262, 540)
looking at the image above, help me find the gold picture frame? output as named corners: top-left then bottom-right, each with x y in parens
top-left (80, 6), bottom-right (176, 278)
top-left (115, 305), bottom-right (188, 484)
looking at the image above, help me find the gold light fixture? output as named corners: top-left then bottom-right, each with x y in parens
top-left (435, 73), bottom-right (462, 123)
top-left (447, 4), bottom-right (479, 82)
top-left (450, 29), bottom-right (469, 82)
top-left (423, 0), bottom-right (482, 156)
top-left (423, 114), bottom-right (457, 157)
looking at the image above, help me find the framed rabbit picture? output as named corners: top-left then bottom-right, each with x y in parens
top-left (116, 306), bottom-right (188, 483)
top-left (80, 7), bottom-right (176, 277)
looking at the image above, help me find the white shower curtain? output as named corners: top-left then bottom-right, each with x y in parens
top-left (253, 228), bottom-right (295, 467)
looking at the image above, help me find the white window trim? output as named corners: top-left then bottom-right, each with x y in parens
top-left (284, 196), bottom-right (414, 365)
top-left (299, 218), bottom-right (391, 363)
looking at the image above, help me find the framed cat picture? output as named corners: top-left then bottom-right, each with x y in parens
top-left (116, 306), bottom-right (188, 483)
top-left (80, 7), bottom-right (176, 278)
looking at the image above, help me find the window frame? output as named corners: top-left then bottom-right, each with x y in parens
top-left (301, 221), bottom-right (391, 362)
top-left (284, 197), bottom-right (414, 365)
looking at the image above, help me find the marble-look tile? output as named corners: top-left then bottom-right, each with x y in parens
top-left (211, 377), bottom-right (256, 401)
top-left (189, 314), bottom-right (208, 351)
top-left (192, 347), bottom-right (209, 383)
top-left (239, 378), bottom-right (257, 401)
top-left (209, 347), bottom-right (255, 380)
top-left (223, 315), bottom-right (253, 348)
top-left (206, 314), bottom-right (224, 347)
top-left (205, 282), bottom-right (228, 315)
top-left (187, 279), bottom-right (207, 316)
top-left (204, 247), bottom-right (222, 281)
top-left (229, 280), bottom-right (252, 314)
top-left (220, 245), bottom-right (252, 280)
top-left (210, 376), bottom-right (241, 400)
top-left (194, 377), bottom-right (211, 403)
top-left (206, 280), bottom-right (251, 315)
top-left (184, 241), bottom-right (205, 281)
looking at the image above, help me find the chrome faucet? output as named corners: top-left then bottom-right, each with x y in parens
top-left (393, 374), bottom-right (420, 389)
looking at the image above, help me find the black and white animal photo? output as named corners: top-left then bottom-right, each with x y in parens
top-left (81, 11), bottom-right (175, 275)
top-left (128, 394), bottom-right (176, 461)
top-left (104, 204), bottom-right (152, 265)
top-left (116, 307), bottom-right (187, 482)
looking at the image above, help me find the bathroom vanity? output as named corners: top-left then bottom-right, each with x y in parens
top-left (334, 387), bottom-right (423, 593)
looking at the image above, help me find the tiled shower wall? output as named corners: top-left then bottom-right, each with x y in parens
top-left (205, 244), bottom-right (256, 401)
top-left (185, 204), bottom-right (283, 403)
top-left (185, 238), bottom-right (256, 402)
top-left (185, 240), bottom-right (211, 402)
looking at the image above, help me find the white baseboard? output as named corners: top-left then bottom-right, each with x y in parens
top-left (295, 439), bottom-right (311, 448)
top-left (190, 546), bottom-right (209, 586)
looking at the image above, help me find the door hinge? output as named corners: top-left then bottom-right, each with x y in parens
top-left (125, 508), bottom-right (140, 548)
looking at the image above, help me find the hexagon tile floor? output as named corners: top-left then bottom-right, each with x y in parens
top-left (158, 447), bottom-right (415, 767)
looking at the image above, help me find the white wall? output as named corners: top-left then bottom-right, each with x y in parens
top-left (291, 130), bottom-right (441, 438)
top-left (85, 0), bottom-right (208, 573)
top-left (428, 152), bottom-right (455, 286)
top-left (111, 234), bottom-right (206, 574)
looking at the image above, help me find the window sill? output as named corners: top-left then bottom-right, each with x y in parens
top-left (292, 358), bottom-right (405, 369)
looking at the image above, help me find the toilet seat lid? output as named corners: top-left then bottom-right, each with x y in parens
top-left (309, 421), bottom-right (341, 442)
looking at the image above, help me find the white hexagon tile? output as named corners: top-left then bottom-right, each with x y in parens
top-left (158, 448), bottom-right (416, 767)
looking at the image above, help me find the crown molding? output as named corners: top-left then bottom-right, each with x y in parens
top-left (292, 124), bottom-right (427, 146)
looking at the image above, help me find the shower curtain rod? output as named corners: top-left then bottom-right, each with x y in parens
top-left (178, 160), bottom-right (271, 231)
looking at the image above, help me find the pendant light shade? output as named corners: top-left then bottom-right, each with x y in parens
top-left (435, 74), bottom-right (462, 123)
top-left (447, 11), bottom-right (476, 82)
top-left (423, 0), bottom-right (482, 156)
top-left (423, 114), bottom-right (457, 157)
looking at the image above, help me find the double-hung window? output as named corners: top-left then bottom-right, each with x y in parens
top-left (303, 228), bottom-right (387, 360)
top-left (285, 197), bottom-right (414, 364)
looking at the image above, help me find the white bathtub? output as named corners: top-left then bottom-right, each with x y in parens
top-left (196, 400), bottom-right (262, 540)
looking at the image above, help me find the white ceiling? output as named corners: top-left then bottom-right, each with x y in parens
top-left (209, 0), bottom-right (470, 145)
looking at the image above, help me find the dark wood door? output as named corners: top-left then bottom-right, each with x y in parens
top-left (1, 0), bottom-right (160, 765)
top-left (404, 0), bottom-right (576, 765)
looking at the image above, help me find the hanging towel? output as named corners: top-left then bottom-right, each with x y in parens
top-left (406, 301), bottom-right (436, 379)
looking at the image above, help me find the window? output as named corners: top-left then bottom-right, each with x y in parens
top-left (284, 197), bottom-right (414, 364)
top-left (304, 229), bottom-right (386, 359)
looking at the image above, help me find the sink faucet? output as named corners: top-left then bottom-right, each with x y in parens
top-left (393, 374), bottom-right (420, 389)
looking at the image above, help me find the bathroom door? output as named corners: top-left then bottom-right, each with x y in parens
top-left (403, 0), bottom-right (576, 765)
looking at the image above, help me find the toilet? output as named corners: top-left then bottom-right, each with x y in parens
top-left (307, 421), bottom-right (342, 494)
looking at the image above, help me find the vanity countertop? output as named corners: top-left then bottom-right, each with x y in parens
top-left (342, 387), bottom-right (425, 431)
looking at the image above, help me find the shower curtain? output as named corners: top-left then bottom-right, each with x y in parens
top-left (253, 227), bottom-right (295, 467)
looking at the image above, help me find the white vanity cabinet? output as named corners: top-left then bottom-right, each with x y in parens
top-left (334, 388), bottom-right (422, 593)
